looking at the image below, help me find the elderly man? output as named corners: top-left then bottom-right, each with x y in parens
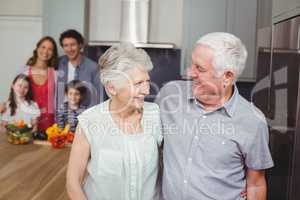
top-left (156, 32), bottom-right (273, 200)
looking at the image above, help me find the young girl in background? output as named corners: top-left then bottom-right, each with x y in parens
top-left (0, 36), bottom-right (57, 139)
top-left (56, 80), bottom-right (86, 133)
top-left (0, 74), bottom-right (40, 132)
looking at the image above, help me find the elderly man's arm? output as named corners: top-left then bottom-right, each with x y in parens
top-left (246, 169), bottom-right (267, 200)
top-left (66, 125), bottom-right (90, 200)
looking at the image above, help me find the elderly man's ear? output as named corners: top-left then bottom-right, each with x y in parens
top-left (223, 71), bottom-right (235, 87)
top-left (106, 83), bottom-right (117, 96)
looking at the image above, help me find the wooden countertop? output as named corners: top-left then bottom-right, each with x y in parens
top-left (0, 133), bottom-right (70, 200)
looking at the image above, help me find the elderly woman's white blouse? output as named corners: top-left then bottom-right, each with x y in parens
top-left (77, 100), bottom-right (163, 200)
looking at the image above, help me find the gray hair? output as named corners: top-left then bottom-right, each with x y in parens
top-left (98, 42), bottom-right (153, 88)
top-left (196, 32), bottom-right (248, 79)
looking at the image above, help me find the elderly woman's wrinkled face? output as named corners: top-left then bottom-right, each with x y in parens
top-left (115, 67), bottom-right (150, 110)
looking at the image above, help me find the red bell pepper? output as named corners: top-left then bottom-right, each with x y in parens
top-left (66, 132), bottom-right (74, 143)
top-left (50, 135), bottom-right (65, 148)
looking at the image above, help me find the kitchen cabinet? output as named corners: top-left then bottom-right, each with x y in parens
top-left (254, 15), bottom-right (300, 200)
top-left (273, 0), bottom-right (290, 18)
top-left (257, 0), bottom-right (272, 48)
top-left (273, 0), bottom-right (300, 23)
top-left (0, 0), bottom-right (41, 16)
top-left (148, 0), bottom-right (183, 47)
top-left (181, 0), bottom-right (257, 81)
top-left (0, 0), bottom-right (42, 102)
top-left (254, 0), bottom-right (272, 116)
top-left (88, 0), bottom-right (120, 42)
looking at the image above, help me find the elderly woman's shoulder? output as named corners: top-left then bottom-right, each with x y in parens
top-left (144, 101), bottom-right (160, 113)
top-left (79, 101), bottom-right (108, 118)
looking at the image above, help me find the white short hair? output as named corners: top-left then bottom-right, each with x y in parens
top-left (98, 42), bottom-right (153, 88)
top-left (196, 32), bottom-right (248, 79)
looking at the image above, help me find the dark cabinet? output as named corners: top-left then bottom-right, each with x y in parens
top-left (254, 16), bottom-right (300, 200)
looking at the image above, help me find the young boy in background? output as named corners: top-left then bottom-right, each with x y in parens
top-left (57, 80), bottom-right (86, 133)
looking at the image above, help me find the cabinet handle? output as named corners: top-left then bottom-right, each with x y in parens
top-left (272, 49), bottom-right (300, 54)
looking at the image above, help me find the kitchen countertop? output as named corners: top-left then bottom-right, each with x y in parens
top-left (0, 132), bottom-right (70, 200)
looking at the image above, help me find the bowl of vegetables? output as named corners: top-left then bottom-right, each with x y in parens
top-left (5, 120), bottom-right (33, 144)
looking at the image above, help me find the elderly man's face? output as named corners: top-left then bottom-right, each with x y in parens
top-left (189, 45), bottom-right (225, 106)
top-left (115, 67), bottom-right (150, 111)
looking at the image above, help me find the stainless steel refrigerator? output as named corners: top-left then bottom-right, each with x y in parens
top-left (254, 15), bottom-right (300, 200)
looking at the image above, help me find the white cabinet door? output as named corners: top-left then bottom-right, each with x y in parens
top-left (89, 0), bottom-right (121, 42)
top-left (289, 0), bottom-right (300, 10)
top-left (273, 0), bottom-right (290, 17)
top-left (181, 0), bottom-right (228, 76)
top-left (273, 0), bottom-right (300, 23)
top-left (0, 16), bottom-right (42, 102)
top-left (0, 0), bottom-right (41, 16)
top-left (273, 0), bottom-right (300, 17)
top-left (227, 0), bottom-right (257, 81)
top-left (148, 0), bottom-right (183, 47)
top-left (0, 0), bottom-right (42, 101)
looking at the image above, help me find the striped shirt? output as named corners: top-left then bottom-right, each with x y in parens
top-left (56, 102), bottom-right (86, 133)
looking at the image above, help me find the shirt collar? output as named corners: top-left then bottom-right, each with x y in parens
top-left (67, 104), bottom-right (86, 112)
top-left (187, 83), bottom-right (239, 117)
top-left (62, 54), bottom-right (85, 68)
top-left (187, 81), bottom-right (194, 100)
top-left (222, 85), bottom-right (239, 117)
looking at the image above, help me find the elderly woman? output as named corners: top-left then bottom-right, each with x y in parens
top-left (66, 43), bottom-right (162, 200)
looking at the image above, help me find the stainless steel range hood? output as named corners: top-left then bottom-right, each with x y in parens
top-left (88, 0), bottom-right (175, 49)
top-left (120, 0), bottom-right (149, 44)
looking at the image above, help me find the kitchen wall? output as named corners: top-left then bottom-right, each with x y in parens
top-left (42, 0), bottom-right (86, 54)
top-left (0, 0), bottom-right (42, 102)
